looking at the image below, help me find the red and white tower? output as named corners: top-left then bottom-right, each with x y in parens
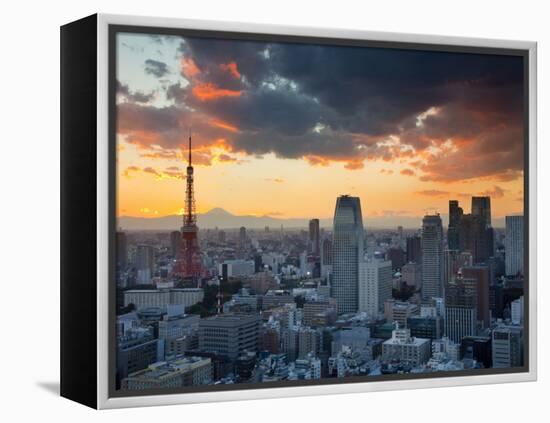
top-left (174, 131), bottom-right (206, 284)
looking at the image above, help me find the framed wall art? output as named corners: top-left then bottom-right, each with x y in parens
top-left (60, 14), bottom-right (537, 409)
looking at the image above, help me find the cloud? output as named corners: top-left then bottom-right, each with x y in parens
top-left (478, 185), bottom-right (507, 199)
top-left (144, 59), bottom-right (169, 78)
top-left (117, 81), bottom-right (154, 103)
top-left (192, 83), bottom-right (242, 101)
top-left (264, 178), bottom-right (285, 183)
top-left (122, 165), bottom-right (184, 180)
top-left (117, 37), bottom-right (524, 183)
top-left (416, 189), bottom-right (451, 197)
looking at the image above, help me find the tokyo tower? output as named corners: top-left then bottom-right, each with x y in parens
top-left (174, 131), bottom-right (206, 284)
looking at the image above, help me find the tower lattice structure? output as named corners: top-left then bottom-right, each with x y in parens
top-left (174, 132), bottom-right (206, 283)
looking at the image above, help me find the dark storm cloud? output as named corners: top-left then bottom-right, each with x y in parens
top-left (121, 37), bottom-right (525, 180)
top-left (144, 59), bottom-right (170, 78)
top-left (117, 81), bottom-right (155, 103)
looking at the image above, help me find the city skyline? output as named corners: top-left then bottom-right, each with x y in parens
top-left (114, 30), bottom-right (526, 393)
top-left (116, 32), bottom-right (525, 225)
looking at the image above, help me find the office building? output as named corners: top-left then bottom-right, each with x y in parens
top-left (406, 235), bottom-right (422, 264)
top-left (358, 258), bottom-right (393, 318)
top-left (492, 325), bottom-right (523, 368)
top-left (136, 244), bottom-right (155, 284)
top-left (511, 296), bottom-right (524, 325)
top-left (472, 196), bottom-right (491, 227)
top-left (309, 218), bottom-right (320, 255)
top-left (117, 327), bottom-right (163, 384)
top-left (331, 195), bottom-right (364, 314)
top-left (116, 231), bottom-right (128, 269)
top-left (387, 247), bottom-right (406, 270)
top-left (407, 314), bottom-right (443, 341)
top-left (461, 336), bottom-right (492, 368)
top-left (218, 259), bottom-right (255, 279)
top-left (123, 288), bottom-right (204, 311)
top-left (444, 277), bottom-right (478, 342)
top-left (461, 265), bottom-right (490, 329)
top-left (448, 200), bottom-right (463, 251)
top-left (401, 262), bottom-right (421, 289)
top-left (505, 215), bottom-right (524, 276)
top-left (121, 356), bottom-right (212, 390)
top-left (384, 300), bottom-right (419, 327)
top-left (198, 314), bottom-right (260, 360)
top-left (303, 299), bottom-right (337, 327)
top-left (170, 230), bottom-right (181, 258)
top-left (421, 214), bottom-right (444, 300)
top-left (381, 328), bottom-right (431, 366)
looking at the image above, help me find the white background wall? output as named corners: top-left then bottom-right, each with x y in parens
top-left (1, 0), bottom-right (548, 420)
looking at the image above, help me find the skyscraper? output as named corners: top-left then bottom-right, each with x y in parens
top-left (421, 214), bottom-right (444, 300)
top-left (170, 230), bottom-right (181, 258)
top-left (492, 325), bottom-right (523, 368)
top-left (448, 200), bottom-right (463, 251)
top-left (309, 218), bottom-right (320, 255)
top-left (358, 258), bottom-right (393, 318)
top-left (462, 265), bottom-right (490, 329)
top-left (237, 226), bottom-right (247, 259)
top-left (445, 276), bottom-right (478, 342)
top-left (136, 244), bottom-right (155, 285)
top-left (406, 235), bottom-right (422, 264)
top-left (331, 195), bottom-right (364, 314)
top-left (472, 196), bottom-right (491, 227)
top-left (116, 231), bottom-right (128, 269)
top-left (321, 238), bottom-right (333, 266)
top-left (505, 215), bottom-right (524, 276)
top-left (459, 213), bottom-right (493, 264)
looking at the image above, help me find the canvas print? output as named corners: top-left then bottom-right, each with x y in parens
top-left (113, 30), bottom-right (527, 394)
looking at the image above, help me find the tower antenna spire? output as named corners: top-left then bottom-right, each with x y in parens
top-left (188, 128), bottom-right (192, 166)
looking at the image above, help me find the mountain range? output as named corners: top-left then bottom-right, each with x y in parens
top-left (117, 207), bottom-right (430, 231)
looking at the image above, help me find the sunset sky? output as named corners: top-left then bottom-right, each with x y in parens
top-left (115, 32), bottom-right (524, 227)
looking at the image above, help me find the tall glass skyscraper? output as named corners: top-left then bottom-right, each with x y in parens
top-left (331, 195), bottom-right (364, 314)
top-left (505, 215), bottom-right (524, 276)
top-left (421, 214), bottom-right (444, 300)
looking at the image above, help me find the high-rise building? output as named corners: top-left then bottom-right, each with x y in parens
top-left (387, 247), bottom-right (405, 270)
top-left (407, 314), bottom-right (443, 341)
top-left (472, 196), bottom-right (491, 227)
top-left (321, 238), bottom-right (333, 265)
top-left (331, 195), bottom-right (364, 314)
top-left (505, 215), bottom-right (524, 276)
top-left (198, 314), bottom-right (260, 360)
top-left (136, 244), bottom-right (154, 284)
top-left (309, 219), bottom-right (320, 255)
top-left (448, 200), bottom-right (463, 251)
top-left (170, 230), bottom-right (181, 258)
top-left (116, 231), bottom-right (128, 269)
top-left (460, 336), bottom-right (492, 368)
top-left (406, 235), bottom-right (422, 264)
top-left (401, 262), bottom-right (422, 289)
top-left (511, 296), bottom-right (524, 325)
top-left (492, 325), bottom-right (523, 368)
top-left (358, 258), bottom-right (393, 318)
top-left (444, 276), bottom-right (478, 342)
top-left (237, 226), bottom-right (247, 259)
top-left (421, 214), bottom-right (444, 300)
top-left (459, 214), bottom-right (493, 264)
top-left (461, 265), bottom-right (490, 329)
